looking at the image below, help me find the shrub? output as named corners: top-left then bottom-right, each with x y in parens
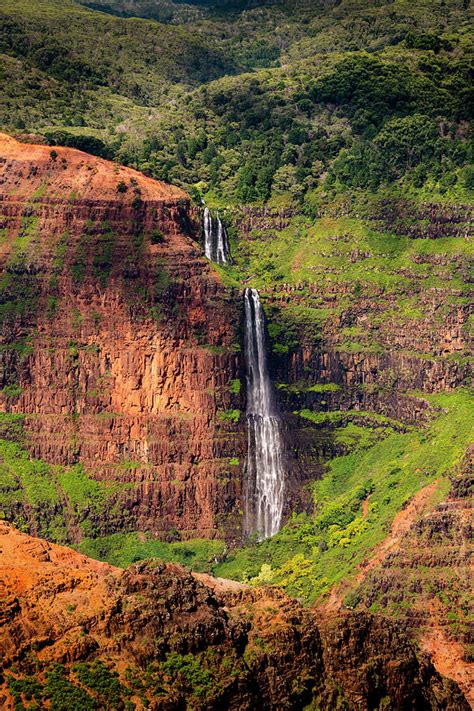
top-left (75, 661), bottom-right (126, 708)
top-left (160, 653), bottom-right (214, 698)
top-left (1, 384), bottom-right (23, 399)
top-left (218, 409), bottom-right (241, 423)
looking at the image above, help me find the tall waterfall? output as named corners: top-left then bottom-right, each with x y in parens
top-left (243, 288), bottom-right (285, 539)
top-left (203, 207), bottom-right (230, 264)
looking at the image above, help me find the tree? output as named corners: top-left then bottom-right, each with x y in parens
top-left (273, 164), bottom-right (298, 193)
top-left (374, 114), bottom-right (438, 176)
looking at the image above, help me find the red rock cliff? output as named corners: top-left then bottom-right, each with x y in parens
top-left (0, 134), bottom-right (244, 540)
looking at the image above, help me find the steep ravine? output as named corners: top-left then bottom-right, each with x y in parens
top-left (0, 134), bottom-right (472, 708)
top-left (0, 135), bottom-right (470, 544)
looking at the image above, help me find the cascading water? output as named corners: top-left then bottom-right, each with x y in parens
top-left (203, 207), bottom-right (214, 261)
top-left (202, 207), bottom-right (230, 264)
top-left (243, 288), bottom-right (285, 539)
top-left (215, 211), bottom-right (229, 264)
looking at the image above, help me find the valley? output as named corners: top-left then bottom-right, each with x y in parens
top-left (0, 0), bottom-right (472, 708)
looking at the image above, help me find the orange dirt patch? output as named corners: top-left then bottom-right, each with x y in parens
top-left (421, 617), bottom-right (474, 708)
top-left (361, 496), bottom-right (370, 519)
top-left (0, 520), bottom-right (117, 596)
top-left (0, 132), bottom-right (187, 203)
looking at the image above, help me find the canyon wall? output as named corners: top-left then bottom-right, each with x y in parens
top-left (232, 205), bottom-right (471, 506)
top-left (0, 140), bottom-right (470, 542)
top-left (0, 134), bottom-right (245, 540)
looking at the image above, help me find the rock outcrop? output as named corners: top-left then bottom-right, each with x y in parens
top-left (0, 522), bottom-right (469, 710)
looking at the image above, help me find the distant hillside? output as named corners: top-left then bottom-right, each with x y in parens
top-left (0, 0), bottom-right (236, 110)
top-left (78, 0), bottom-right (204, 23)
top-left (1, 0), bottom-right (471, 206)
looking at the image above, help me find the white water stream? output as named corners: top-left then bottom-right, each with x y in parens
top-left (203, 207), bottom-right (230, 264)
top-left (243, 288), bottom-right (285, 539)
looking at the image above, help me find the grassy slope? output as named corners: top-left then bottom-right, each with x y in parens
top-left (0, 0), bottom-right (235, 129)
top-left (0, 427), bottom-right (227, 568)
top-left (222, 210), bottom-right (472, 362)
top-left (77, 532), bottom-right (225, 569)
top-left (231, 215), bottom-right (473, 291)
top-left (214, 390), bottom-right (473, 602)
top-left (0, 426), bottom-right (133, 542)
top-left (66, 390), bottom-right (472, 597)
top-left (0, 420), bottom-right (226, 568)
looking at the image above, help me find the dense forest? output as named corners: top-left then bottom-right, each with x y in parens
top-left (1, 0), bottom-right (472, 206)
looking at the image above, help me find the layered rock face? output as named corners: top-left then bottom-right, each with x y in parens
top-left (0, 522), bottom-right (469, 710)
top-left (0, 134), bottom-right (244, 539)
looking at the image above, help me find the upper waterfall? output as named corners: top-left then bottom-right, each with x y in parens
top-left (203, 207), bottom-right (230, 265)
top-left (243, 288), bottom-right (285, 539)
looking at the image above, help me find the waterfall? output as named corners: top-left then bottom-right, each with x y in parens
top-left (203, 206), bottom-right (214, 261)
top-left (202, 207), bottom-right (230, 265)
top-left (243, 288), bottom-right (285, 539)
top-left (215, 211), bottom-right (230, 265)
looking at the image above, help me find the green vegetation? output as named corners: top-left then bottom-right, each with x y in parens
top-left (291, 382), bottom-right (340, 394)
top-left (0, 270), bottom-right (42, 328)
top-left (228, 214), bottom-right (472, 357)
top-left (75, 662), bottom-right (128, 709)
top-left (44, 666), bottom-right (96, 710)
top-left (11, 215), bottom-right (39, 256)
top-left (297, 409), bottom-right (407, 430)
top-left (7, 663), bottom-right (123, 711)
top-left (1, 384), bottom-right (23, 399)
top-left (218, 408), bottom-right (241, 423)
top-left (7, 652), bottom-right (226, 709)
top-left (229, 378), bottom-right (241, 394)
top-left (0, 438), bottom-right (133, 541)
top-left (0, 0), bottom-right (472, 650)
top-left (0, 0), bottom-right (471, 208)
top-left (0, 0), bottom-right (234, 122)
top-left (215, 390), bottom-right (473, 602)
top-left (77, 531), bottom-right (225, 570)
top-left (7, 675), bottom-right (45, 710)
top-left (160, 652), bottom-right (215, 699)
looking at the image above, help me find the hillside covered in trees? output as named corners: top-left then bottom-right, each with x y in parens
top-left (1, 0), bottom-right (472, 205)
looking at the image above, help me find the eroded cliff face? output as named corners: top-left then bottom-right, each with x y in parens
top-left (0, 523), bottom-right (468, 710)
top-left (0, 138), bottom-right (470, 542)
top-left (321, 447), bottom-right (474, 706)
top-left (0, 134), bottom-right (244, 540)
